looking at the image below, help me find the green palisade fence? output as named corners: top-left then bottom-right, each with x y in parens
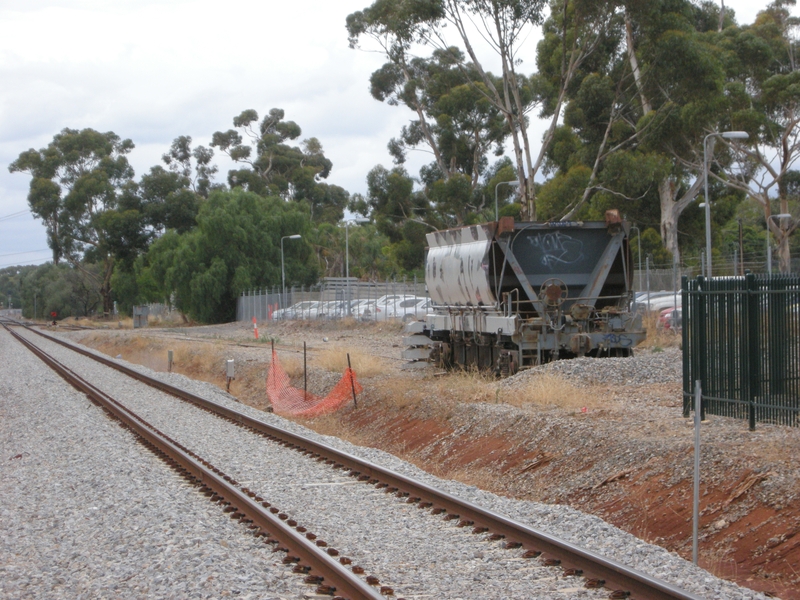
top-left (682, 273), bottom-right (800, 429)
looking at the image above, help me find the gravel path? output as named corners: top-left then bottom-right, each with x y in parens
top-left (3, 327), bottom-right (770, 599)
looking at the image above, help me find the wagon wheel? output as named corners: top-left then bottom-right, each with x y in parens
top-left (539, 278), bottom-right (568, 307)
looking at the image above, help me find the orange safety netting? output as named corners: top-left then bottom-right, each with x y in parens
top-left (266, 349), bottom-right (362, 417)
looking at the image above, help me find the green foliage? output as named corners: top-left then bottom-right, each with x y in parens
top-left (211, 108), bottom-right (344, 224)
top-left (536, 165), bottom-right (592, 221)
top-left (137, 188), bottom-right (318, 323)
top-left (365, 165), bottom-right (423, 241)
top-left (0, 266), bottom-right (34, 311)
top-left (9, 128), bottom-right (141, 313)
top-left (161, 135), bottom-right (218, 198)
top-left (13, 263), bottom-right (102, 319)
top-left (349, 0), bottom-right (545, 221)
top-left (139, 166), bottom-right (202, 235)
top-left (639, 227), bottom-right (674, 266)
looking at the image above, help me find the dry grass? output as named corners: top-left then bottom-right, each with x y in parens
top-left (378, 376), bottom-right (429, 409)
top-left (76, 333), bottom-right (229, 386)
top-left (373, 365), bottom-right (609, 415)
top-left (377, 369), bottom-right (498, 410)
top-left (506, 372), bottom-right (594, 410)
top-left (701, 545), bottom-right (740, 581)
top-left (280, 356), bottom-right (305, 378)
top-left (73, 322), bottom-right (611, 418)
top-left (314, 348), bottom-right (391, 378)
top-left (638, 313), bottom-right (682, 350)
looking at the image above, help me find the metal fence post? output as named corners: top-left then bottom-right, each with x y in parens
top-left (769, 275), bottom-right (787, 398)
top-left (746, 273), bottom-right (760, 431)
top-left (681, 276), bottom-right (690, 417)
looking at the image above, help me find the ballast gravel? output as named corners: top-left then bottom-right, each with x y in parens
top-left (3, 328), bottom-right (769, 599)
top-left (502, 347), bottom-right (683, 388)
top-left (0, 329), bottom-right (308, 600)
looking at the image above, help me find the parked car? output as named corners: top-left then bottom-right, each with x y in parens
top-left (351, 299), bottom-right (382, 321)
top-left (273, 300), bottom-right (320, 320)
top-left (385, 296), bottom-right (431, 321)
top-left (367, 295), bottom-right (420, 320)
top-left (658, 306), bottom-right (682, 331)
top-left (317, 300), bottom-right (348, 319)
top-left (634, 293), bottom-right (681, 313)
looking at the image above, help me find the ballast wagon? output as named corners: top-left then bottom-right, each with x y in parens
top-left (404, 210), bottom-right (645, 375)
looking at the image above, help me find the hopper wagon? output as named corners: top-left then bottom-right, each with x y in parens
top-left (403, 210), bottom-right (646, 375)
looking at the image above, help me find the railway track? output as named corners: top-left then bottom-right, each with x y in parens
top-left (2, 319), bottom-right (704, 600)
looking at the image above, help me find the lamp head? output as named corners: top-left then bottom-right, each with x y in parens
top-left (721, 131), bottom-right (749, 140)
top-left (289, 234), bottom-right (301, 239)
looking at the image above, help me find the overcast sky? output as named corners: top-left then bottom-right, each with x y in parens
top-left (0, 0), bottom-right (775, 269)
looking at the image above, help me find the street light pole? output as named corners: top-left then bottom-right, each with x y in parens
top-left (281, 234), bottom-right (302, 310)
top-left (703, 131), bottom-right (749, 278)
top-left (494, 180), bottom-right (520, 221)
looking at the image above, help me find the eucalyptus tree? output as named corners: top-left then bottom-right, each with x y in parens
top-left (161, 135), bottom-right (218, 198)
top-left (210, 109), bottom-right (345, 223)
top-left (535, 0), bottom-right (744, 263)
top-left (350, 0), bottom-right (624, 220)
top-left (9, 128), bottom-right (142, 314)
top-left (372, 48), bottom-right (506, 191)
top-left (719, 1), bottom-right (800, 272)
top-left (348, 0), bottom-right (546, 217)
top-left (358, 42), bottom-right (510, 227)
top-left (137, 166), bottom-right (201, 235)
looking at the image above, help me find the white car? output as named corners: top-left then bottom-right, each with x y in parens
top-left (351, 299), bottom-right (382, 320)
top-left (317, 300), bottom-right (349, 319)
top-left (385, 296), bottom-right (431, 321)
top-left (273, 300), bottom-right (320, 320)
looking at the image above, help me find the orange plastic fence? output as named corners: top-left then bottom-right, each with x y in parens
top-left (266, 349), bottom-right (362, 417)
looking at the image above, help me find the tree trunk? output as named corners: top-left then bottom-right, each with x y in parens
top-left (100, 257), bottom-right (114, 317)
top-left (659, 179), bottom-right (680, 263)
top-left (777, 231), bottom-right (791, 273)
top-left (625, 12), bottom-right (651, 116)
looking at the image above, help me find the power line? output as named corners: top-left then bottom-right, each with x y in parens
top-left (0, 249), bottom-right (49, 258)
top-left (0, 257), bottom-right (51, 269)
top-left (0, 209), bottom-right (31, 222)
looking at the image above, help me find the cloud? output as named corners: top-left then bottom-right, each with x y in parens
top-left (0, 0), bottom-right (778, 264)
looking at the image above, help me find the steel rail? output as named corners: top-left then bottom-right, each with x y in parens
top-left (3, 323), bottom-right (382, 600)
top-left (18, 322), bottom-right (702, 600)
